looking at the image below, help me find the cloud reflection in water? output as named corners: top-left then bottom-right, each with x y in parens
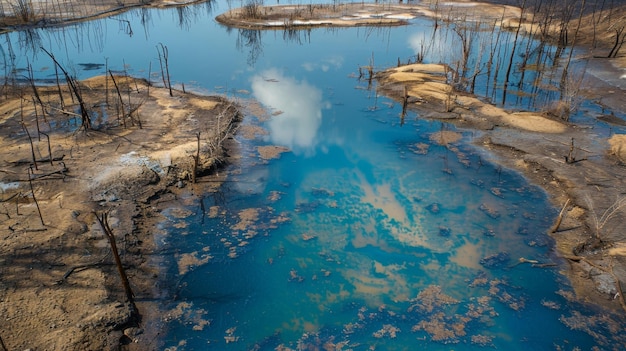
top-left (251, 69), bottom-right (327, 154)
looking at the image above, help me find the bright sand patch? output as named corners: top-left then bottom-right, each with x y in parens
top-left (608, 242), bottom-right (626, 256)
top-left (430, 131), bottom-right (463, 145)
top-left (177, 251), bottom-right (212, 275)
top-left (608, 134), bottom-right (626, 162)
top-left (258, 145), bottom-right (290, 159)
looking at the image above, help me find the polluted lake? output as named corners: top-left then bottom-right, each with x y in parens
top-left (1, 0), bottom-right (626, 350)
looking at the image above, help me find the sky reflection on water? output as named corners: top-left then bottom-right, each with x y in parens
top-left (251, 68), bottom-right (329, 153)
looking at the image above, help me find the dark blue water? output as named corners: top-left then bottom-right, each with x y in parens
top-left (7, 1), bottom-right (626, 350)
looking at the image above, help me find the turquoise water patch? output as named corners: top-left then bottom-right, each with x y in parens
top-left (159, 117), bottom-right (607, 349)
top-left (158, 85), bottom-right (607, 349)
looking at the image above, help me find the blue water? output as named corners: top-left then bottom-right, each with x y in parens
top-left (6, 1), bottom-right (626, 350)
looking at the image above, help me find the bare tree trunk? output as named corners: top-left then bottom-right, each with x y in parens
top-left (40, 132), bottom-right (53, 166)
top-left (608, 26), bottom-right (626, 58)
top-left (28, 168), bottom-right (45, 227)
top-left (27, 62), bottom-right (45, 116)
top-left (21, 121), bottom-right (38, 171)
top-left (41, 47), bottom-right (91, 130)
top-left (0, 334), bottom-right (8, 351)
top-left (105, 57), bottom-right (109, 106)
top-left (157, 43), bottom-right (173, 97)
top-left (108, 71), bottom-right (126, 128)
top-left (551, 198), bottom-right (570, 233)
top-left (560, 0), bottom-right (586, 95)
top-left (192, 132), bottom-right (200, 183)
top-left (94, 212), bottom-right (139, 322)
top-left (502, 0), bottom-right (526, 105)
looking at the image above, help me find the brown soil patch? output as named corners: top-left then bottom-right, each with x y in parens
top-left (177, 251), bottom-right (212, 275)
top-left (429, 131), bottom-right (463, 145)
top-left (257, 145), bottom-right (290, 160)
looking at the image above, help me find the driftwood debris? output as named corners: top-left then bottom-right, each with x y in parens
top-left (508, 257), bottom-right (557, 269)
top-left (551, 198), bottom-right (570, 233)
top-left (41, 47), bottom-right (92, 130)
top-left (57, 262), bottom-right (113, 284)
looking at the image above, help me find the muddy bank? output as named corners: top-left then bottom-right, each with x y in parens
top-left (0, 73), bottom-right (240, 350)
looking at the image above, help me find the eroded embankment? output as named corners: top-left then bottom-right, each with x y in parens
top-left (376, 63), bottom-right (626, 314)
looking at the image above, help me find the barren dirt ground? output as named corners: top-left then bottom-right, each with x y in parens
top-left (1, 0), bottom-right (626, 350)
top-left (0, 72), bottom-right (240, 350)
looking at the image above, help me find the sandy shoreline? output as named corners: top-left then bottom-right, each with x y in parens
top-left (1, 0), bottom-right (626, 350)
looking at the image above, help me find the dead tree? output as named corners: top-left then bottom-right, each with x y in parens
top-left (502, 0), bottom-right (527, 105)
top-left (0, 333), bottom-right (8, 351)
top-left (28, 167), bottom-right (45, 227)
top-left (27, 61), bottom-right (45, 116)
top-left (608, 21), bottom-right (626, 58)
top-left (40, 132), bottom-right (53, 166)
top-left (192, 132), bottom-right (200, 184)
top-left (156, 43), bottom-right (173, 97)
top-left (108, 71), bottom-right (127, 127)
top-left (21, 121), bottom-right (38, 171)
top-left (551, 198), bottom-right (570, 233)
top-left (560, 0), bottom-right (587, 95)
top-left (41, 47), bottom-right (91, 130)
top-left (94, 212), bottom-right (139, 323)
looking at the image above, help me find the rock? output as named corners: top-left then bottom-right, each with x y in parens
top-left (479, 203), bottom-right (500, 219)
top-left (425, 203), bottom-right (441, 214)
top-left (480, 251), bottom-right (510, 268)
top-left (591, 272), bottom-right (617, 296)
top-left (124, 327), bottom-right (144, 338)
top-left (439, 226), bottom-right (451, 237)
